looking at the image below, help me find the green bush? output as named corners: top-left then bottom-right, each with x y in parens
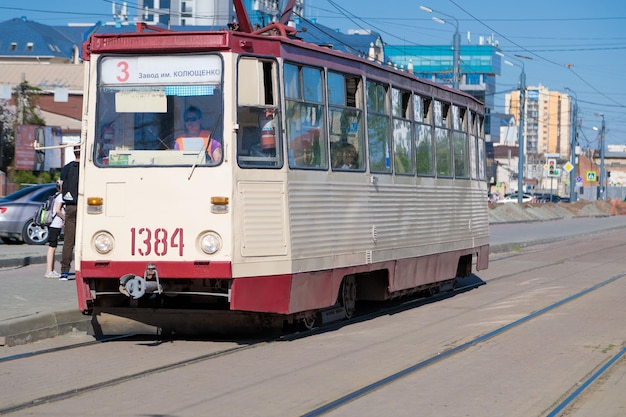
top-left (11, 170), bottom-right (57, 188)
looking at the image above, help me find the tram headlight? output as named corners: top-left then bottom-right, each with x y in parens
top-left (200, 232), bottom-right (222, 255)
top-left (93, 232), bottom-right (115, 254)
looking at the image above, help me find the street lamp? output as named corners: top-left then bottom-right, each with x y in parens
top-left (564, 87), bottom-right (578, 202)
top-left (420, 5), bottom-right (461, 90)
top-left (594, 113), bottom-right (606, 200)
top-left (503, 55), bottom-right (531, 202)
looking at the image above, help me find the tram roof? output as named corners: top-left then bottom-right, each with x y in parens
top-left (82, 21), bottom-right (482, 109)
top-left (82, 19), bottom-right (381, 60)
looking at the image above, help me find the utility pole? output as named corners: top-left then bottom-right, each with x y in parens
top-left (565, 87), bottom-right (577, 202)
top-left (597, 113), bottom-right (606, 200)
top-left (517, 66), bottom-right (526, 202)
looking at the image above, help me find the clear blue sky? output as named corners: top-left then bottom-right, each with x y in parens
top-left (2, 0), bottom-right (625, 148)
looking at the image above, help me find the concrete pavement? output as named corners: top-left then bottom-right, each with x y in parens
top-left (2, 214), bottom-right (626, 346)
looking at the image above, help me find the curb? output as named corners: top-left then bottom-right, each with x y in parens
top-left (0, 309), bottom-right (92, 347)
top-left (0, 255), bottom-right (48, 269)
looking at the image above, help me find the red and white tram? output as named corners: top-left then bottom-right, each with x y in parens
top-left (75, 1), bottom-right (489, 334)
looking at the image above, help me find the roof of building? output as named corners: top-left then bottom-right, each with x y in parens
top-left (0, 62), bottom-right (83, 91)
top-left (0, 18), bottom-right (77, 60)
top-left (41, 109), bottom-right (81, 132)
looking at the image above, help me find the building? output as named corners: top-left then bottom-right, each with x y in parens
top-left (505, 85), bottom-right (572, 158)
top-left (137, 0), bottom-right (305, 28)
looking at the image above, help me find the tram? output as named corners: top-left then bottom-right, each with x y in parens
top-left (74, 0), bottom-right (489, 334)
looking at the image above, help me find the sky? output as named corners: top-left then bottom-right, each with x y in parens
top-left (2, 0), bottom-right (625, 148)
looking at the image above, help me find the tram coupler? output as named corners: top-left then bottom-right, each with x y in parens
top-left (119, 264), bottom-right (163, 299)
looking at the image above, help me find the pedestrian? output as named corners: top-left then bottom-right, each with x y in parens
top-left (59, 144), bottom-right (80, 280)
top-left (44, 180), bottom-right (64, 279)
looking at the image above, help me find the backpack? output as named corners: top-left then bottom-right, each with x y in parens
top-left (61, 161), bottom-right (79, 205)
top-left (33, 192), bottom-right (59, 227)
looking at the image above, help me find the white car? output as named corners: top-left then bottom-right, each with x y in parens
top-left (498, 193), bottom-right (535, 203)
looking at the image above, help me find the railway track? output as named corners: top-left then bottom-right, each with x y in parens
top-left (1, 232), bottom-right (625, 416)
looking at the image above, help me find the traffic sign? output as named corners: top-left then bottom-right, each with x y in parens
top-left (586, 171), bottom-right (597, 181)
top-left (563, 162), bottom-right (573, 172)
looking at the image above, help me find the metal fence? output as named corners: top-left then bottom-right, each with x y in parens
top-left (574, 186), bottom-right (626, 202)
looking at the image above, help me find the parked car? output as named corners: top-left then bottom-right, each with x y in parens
top-left (0, 183), bottom-right (56, 244)
top-left (535, 193), bottom-right (562, 203)
top-left (498, 193), bottom-right (536, 203)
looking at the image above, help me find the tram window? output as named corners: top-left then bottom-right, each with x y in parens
top-left (94, 86), bottom-right (223, 167)
top-left (392, 88), bottom-right (411, 119)
top-left (453, 131), bottom-right (468, 178)
top-left (367, 81), bottom-right (387, 114)
top-left (442, 102), bottom-right (451, 127)
top-left (469, 134), bottom-right (478, 179)
top-left (422, 97), bottom-right (432, 123)
top-left (237, 107), bottom-right (281, 168)
top-left (329, 72), bottom-right (364, 172)
top-left (94, 55), bottom-right (224, 167)
top-left (435, 127), bottom-right (452, 177)
top-left (451, 106), bottom-right (461, 130)
top-left (329, 108), bottom-right (364, 171)
top-left (478, 137), bottom-right (487, 180)
top-left (284, 63), bottom-right (300, 100)
top-left (286, 101), bottom-right (327, 169)
top-left (394, 119), bottom-right (413, 174)
top-left (302, 67), bottom-right (323, 103)
top-left (433, 101), bottom-right (443, 127)
top-left (328, 72), bottom-right (345, 106)
top-left (367, 80), bottom-right (391, 173)
top-left (452, 105), bottom-right (469, 178)
top-left (284, 62), bottom-right (327, 170)
top-left (392, 88), bottom-right (413, 175)
top-left (237, 57), bottom-right (281, 168)
top-left (368, 113), bottom-right (391, 173)
top-left (346, 76), bottom-right (360, 108)
top-left (458, 107), bottom-right (467, 132)
top-left (412, 95), bottom-right (423, 123)
top-left (416, 123), bottom-right (434, 176)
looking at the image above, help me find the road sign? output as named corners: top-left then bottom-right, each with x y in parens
top-left (586, 171), bottom-right (597, 181)
top-left (576, 176), bottom-right (582, 183)
top-left (563, 162), bottom-right (573, 172)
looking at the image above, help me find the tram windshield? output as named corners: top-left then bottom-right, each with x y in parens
top-left (94, 55), bottom-right (224, 167)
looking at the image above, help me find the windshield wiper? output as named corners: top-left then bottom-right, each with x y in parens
top-left (188, 114), bottom-right (222, 180)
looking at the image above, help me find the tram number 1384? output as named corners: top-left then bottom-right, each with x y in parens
top-left (130, 227), bottom-right (184, 256)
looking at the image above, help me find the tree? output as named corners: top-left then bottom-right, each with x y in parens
top-left (0, 108), bottom-right (15, 173)
top-left (15, 80), bottom-right (45, 126)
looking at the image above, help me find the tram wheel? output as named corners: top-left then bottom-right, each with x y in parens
top-left (340, 275), bottom-right (357, 319)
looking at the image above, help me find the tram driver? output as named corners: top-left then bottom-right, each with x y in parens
top-left (175, 106), bottom-right (222, 162)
